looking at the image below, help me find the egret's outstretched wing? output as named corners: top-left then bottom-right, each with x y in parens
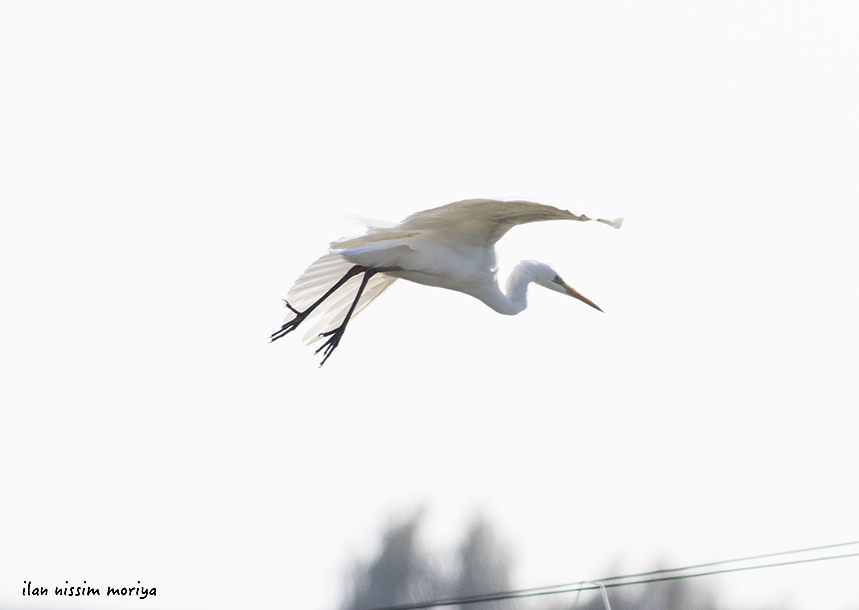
top-left (282, 253), bottom-right (397, 345)
top-left (397, 199), bottom-right (622, 247)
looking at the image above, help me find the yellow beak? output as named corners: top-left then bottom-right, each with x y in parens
top-left (564, 283), bottom-right (603, 313)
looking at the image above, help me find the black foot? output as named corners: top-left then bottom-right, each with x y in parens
top-left (314, 326), bottom-right (344, 366)
top-left (270, 300), bottom-right (308, 342)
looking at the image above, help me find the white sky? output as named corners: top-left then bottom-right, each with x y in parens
top-left (2, 2), bottom-right (858, 610)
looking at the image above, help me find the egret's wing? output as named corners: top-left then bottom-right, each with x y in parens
top-left (330, 233), bottom-right (419, 269)
top-left (398, 199), bottom-right (622, 246)
top-left (283, 253), bottom-right (397, 345)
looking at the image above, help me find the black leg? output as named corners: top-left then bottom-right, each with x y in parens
top-left (314, 268), bottom-right (378, 366)
top-left (273, 263), bottom-right (402, 365)
top-left (270, 265), bottom-right (366, 343)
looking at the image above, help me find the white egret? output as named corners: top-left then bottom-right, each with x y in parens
top-left (271, 199), bottom-right (622, 365)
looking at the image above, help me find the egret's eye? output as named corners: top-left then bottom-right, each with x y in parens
top-left (553, 275), bottom-right (562, 284)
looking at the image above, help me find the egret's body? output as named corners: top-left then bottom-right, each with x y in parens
top-left (271, 199), bottom-right (622, 365)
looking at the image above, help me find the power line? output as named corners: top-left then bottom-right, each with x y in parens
top-left (355, 540), bottom-right (859, 610)
top-left (505, 538), bottom-right (859, 594)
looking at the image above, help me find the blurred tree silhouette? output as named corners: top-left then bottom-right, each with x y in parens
top-left (341, 512), bottom-right (736, 610)
top-left (343, 511), bottom-right (445, 610)
top-left (451, 517), bottom-right (517, 610)
top-left (455, 518), bottom-right (512, 594)
top-left (342, 511), bottom-right (513, 610)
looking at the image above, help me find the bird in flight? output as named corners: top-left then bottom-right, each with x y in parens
top-left (271, 199), bottom-right (622, 365)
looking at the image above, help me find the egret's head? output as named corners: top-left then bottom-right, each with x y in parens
top-left (532, 262), bottom-right (604, 313)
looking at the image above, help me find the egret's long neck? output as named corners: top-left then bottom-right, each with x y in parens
top-left (480, 261), bottom-right (538, 316)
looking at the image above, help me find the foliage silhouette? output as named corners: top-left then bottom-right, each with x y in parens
top-left (342, 512), bottom-right (767, 610)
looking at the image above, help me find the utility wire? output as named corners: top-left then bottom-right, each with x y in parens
top-left (354, 540), bottom-right (859, 610)
top-left (507, 538), bottom-right (859, 594)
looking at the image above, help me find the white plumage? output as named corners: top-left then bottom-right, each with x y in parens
top-left (272, 199), bottom-right (622, 365)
